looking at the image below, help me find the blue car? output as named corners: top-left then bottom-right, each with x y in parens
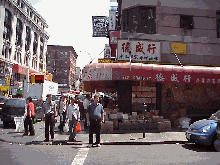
top-left (185, 110), bottom-right (220, 146)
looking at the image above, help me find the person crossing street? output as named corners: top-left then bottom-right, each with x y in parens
top-left (67, 97), bottom-right (80, 141)
top-left (42, 94), bottom-right (56, 142)
top-left (23, 97), bottom-right (35, 136)
top-left (86, 94), bottom-right (104, 148)
top-left (58, 94), bottom-right (68, 134)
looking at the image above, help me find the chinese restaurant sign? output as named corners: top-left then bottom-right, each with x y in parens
top-left (82, 64), bottom-right (220, 85)
top-left (82, 68), bottom-right (112, 81)
top-left (117, 40), bottom-right (161, 62)
top-left (92, 16), bottom-right (109, 37)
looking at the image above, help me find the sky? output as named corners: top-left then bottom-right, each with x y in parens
top-left (28, 0), bottom-right (116, 69)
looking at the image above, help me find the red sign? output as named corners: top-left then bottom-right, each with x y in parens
top-left (35, 75), bottom-right (44, 83)
top-left (83, 63), bottom-right (220, 85)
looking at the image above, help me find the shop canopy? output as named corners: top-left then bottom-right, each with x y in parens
top-left (82, 63), bottom-right (220, 85)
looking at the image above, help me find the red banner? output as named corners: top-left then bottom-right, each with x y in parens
top-left (83, 63), bottom-right (220, 85)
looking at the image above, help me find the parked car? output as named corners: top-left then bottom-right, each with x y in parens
top-left (185, 110), bottom-right (220, 147)
top-left (214, 120), bottom-right (220, 151)
top-left (0, 96), bottom-right (7, 116)
top-left (1, 98), bottom-right (26, 127)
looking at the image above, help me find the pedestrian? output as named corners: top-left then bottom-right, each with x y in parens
top-left (83, 94), bottom-right (90, 129)
top-left (58, 94), bottom-right (68, 134)
top-left (23, 97), bottom-right (35, 136)
top-left (67, 97), bottom-right (80, 141)
top-left (86, 94), bottom-right (104, 148)
top-left (42, 94), bottom-right (56, 142)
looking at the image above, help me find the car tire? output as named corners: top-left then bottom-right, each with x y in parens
top-left (3, 122), bottom-right (9, 127)
top-left (212, 135), bottom-right (218, 150)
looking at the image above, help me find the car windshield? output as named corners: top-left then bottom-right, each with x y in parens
top-left (209, 110), bottom-right (220, 120)
top-left (5, 99), bottom-right (25, 108)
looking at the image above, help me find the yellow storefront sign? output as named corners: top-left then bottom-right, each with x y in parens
top-left (171, 43), bottom-right (186, 54)
top-left (98, 59), bottom-right (114, 63)
top-left (0, 86), bottom-right (9, 91)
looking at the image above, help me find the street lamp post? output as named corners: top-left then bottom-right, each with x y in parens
top-left (143, 103), bottom-right (147, 138)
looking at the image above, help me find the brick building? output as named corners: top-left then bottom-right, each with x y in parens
top-left (47, 45), bottom-right (78, 93)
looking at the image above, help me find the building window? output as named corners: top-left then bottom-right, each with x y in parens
top-left (217, 11), bottom-right (220, 38)
top-left (25, 26), bottom-right (31, 51)
top-left (122, 6), bottom-right (156, 34)
top-left (60, 52), bottom-right (63, 55)
top-left (33, 32), bottom-right (38, 54)
top-left (17, 0), bottom-right (20, 6)
top-left (180, 15), bottom-right (194, 29)
top-left (3, 9), bottom-right (12, 40)
top-left (16, 19), bottom-right (23, 46)
top-left (21, 2), bottom-right (24, 9)
top-left (40, 37), bottom-right (44, 59)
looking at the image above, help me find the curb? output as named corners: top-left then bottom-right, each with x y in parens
top-left (24, 140), bottom-right (188, 145)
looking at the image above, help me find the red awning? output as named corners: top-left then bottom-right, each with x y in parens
top-left (13, 64), bottom-right (39, 75)
top-left (82, 63), bottom-right (220, 84)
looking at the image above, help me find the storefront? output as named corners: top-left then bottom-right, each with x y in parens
top-left (82, 63), bottom-right (220, 121)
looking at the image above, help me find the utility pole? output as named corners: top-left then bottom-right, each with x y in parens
top-left (23, 67), bottom-right (29, 99)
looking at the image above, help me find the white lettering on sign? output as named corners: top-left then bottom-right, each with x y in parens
top-left (171, 74), bottom-right (179, 83)
top-left (133, 76), bottom-right (145, 80)
top-left (155, 73), bottom-right (165, 82)
top-left (122, 76), bottom-right (129, 80)
top-left (183, 75), bottom-right (191, 83)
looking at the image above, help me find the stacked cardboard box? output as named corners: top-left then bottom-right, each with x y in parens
top-left (101, 121), bottom-right (113, 132)
top-left (158, 121), bottom-right (171, 130)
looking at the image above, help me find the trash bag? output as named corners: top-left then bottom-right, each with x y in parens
top-left (178, 117), bottom-right (191, 128)
top-left (75, 122), bottom-right (82, 133)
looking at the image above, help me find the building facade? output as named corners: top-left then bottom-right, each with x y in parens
top-left (82, 0), bottom-right (220, 127)
top-left (47, 45), bottom-right (78, 93)
top-left (0, 0), bottom-right (49, 96)
top-left (119, 0), bottom-right (220, 65)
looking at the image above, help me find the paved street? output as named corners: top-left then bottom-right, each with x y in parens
top-left (0, 119), bottom-right (219, 165)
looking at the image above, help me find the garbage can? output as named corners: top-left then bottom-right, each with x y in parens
top-left (14, 116), bottom-right (24, 132)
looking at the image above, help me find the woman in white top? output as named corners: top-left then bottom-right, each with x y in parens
top-left (68, 97), bottom-right (80, 141)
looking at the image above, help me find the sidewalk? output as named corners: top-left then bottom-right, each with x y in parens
top-left (0, 121), bottom-right (188, 146)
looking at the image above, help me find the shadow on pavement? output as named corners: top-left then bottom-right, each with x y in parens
top-left (182, 143), bottom-right (217, 152)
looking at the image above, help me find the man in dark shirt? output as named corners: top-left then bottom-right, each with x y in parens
top-left (86, 94), bottom-right (104, 148)
top-left (42, 94), bottom-right (56, 142)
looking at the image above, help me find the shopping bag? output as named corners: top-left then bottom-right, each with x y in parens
top-left (33, 116), bottom-right (37, 124)
top-left (75, 122), bottom-right (82, 133)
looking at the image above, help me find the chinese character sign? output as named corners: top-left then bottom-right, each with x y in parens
top-left (109, 10), bottom-right (116, 31)
top-left (117, 40), bottom-right (161, 62)
top-left (92, 16), bottom-right (109, 37)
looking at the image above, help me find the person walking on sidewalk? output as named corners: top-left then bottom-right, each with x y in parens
top-left (67, 97), bottom-right (80, 141)
top-left (23, 97), bottom-right (35, 136)
top-left (86, 94), bottom-right (104, 148)
top-left (83, 94), bottom-right (90, 129)
top-left (58, 94), bottom-right (68, 134)
top-left (42, 94), bottom-right (56, 142)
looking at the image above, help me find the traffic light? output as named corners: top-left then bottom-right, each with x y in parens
top-left (35, 75), bottom-right (44, 83)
